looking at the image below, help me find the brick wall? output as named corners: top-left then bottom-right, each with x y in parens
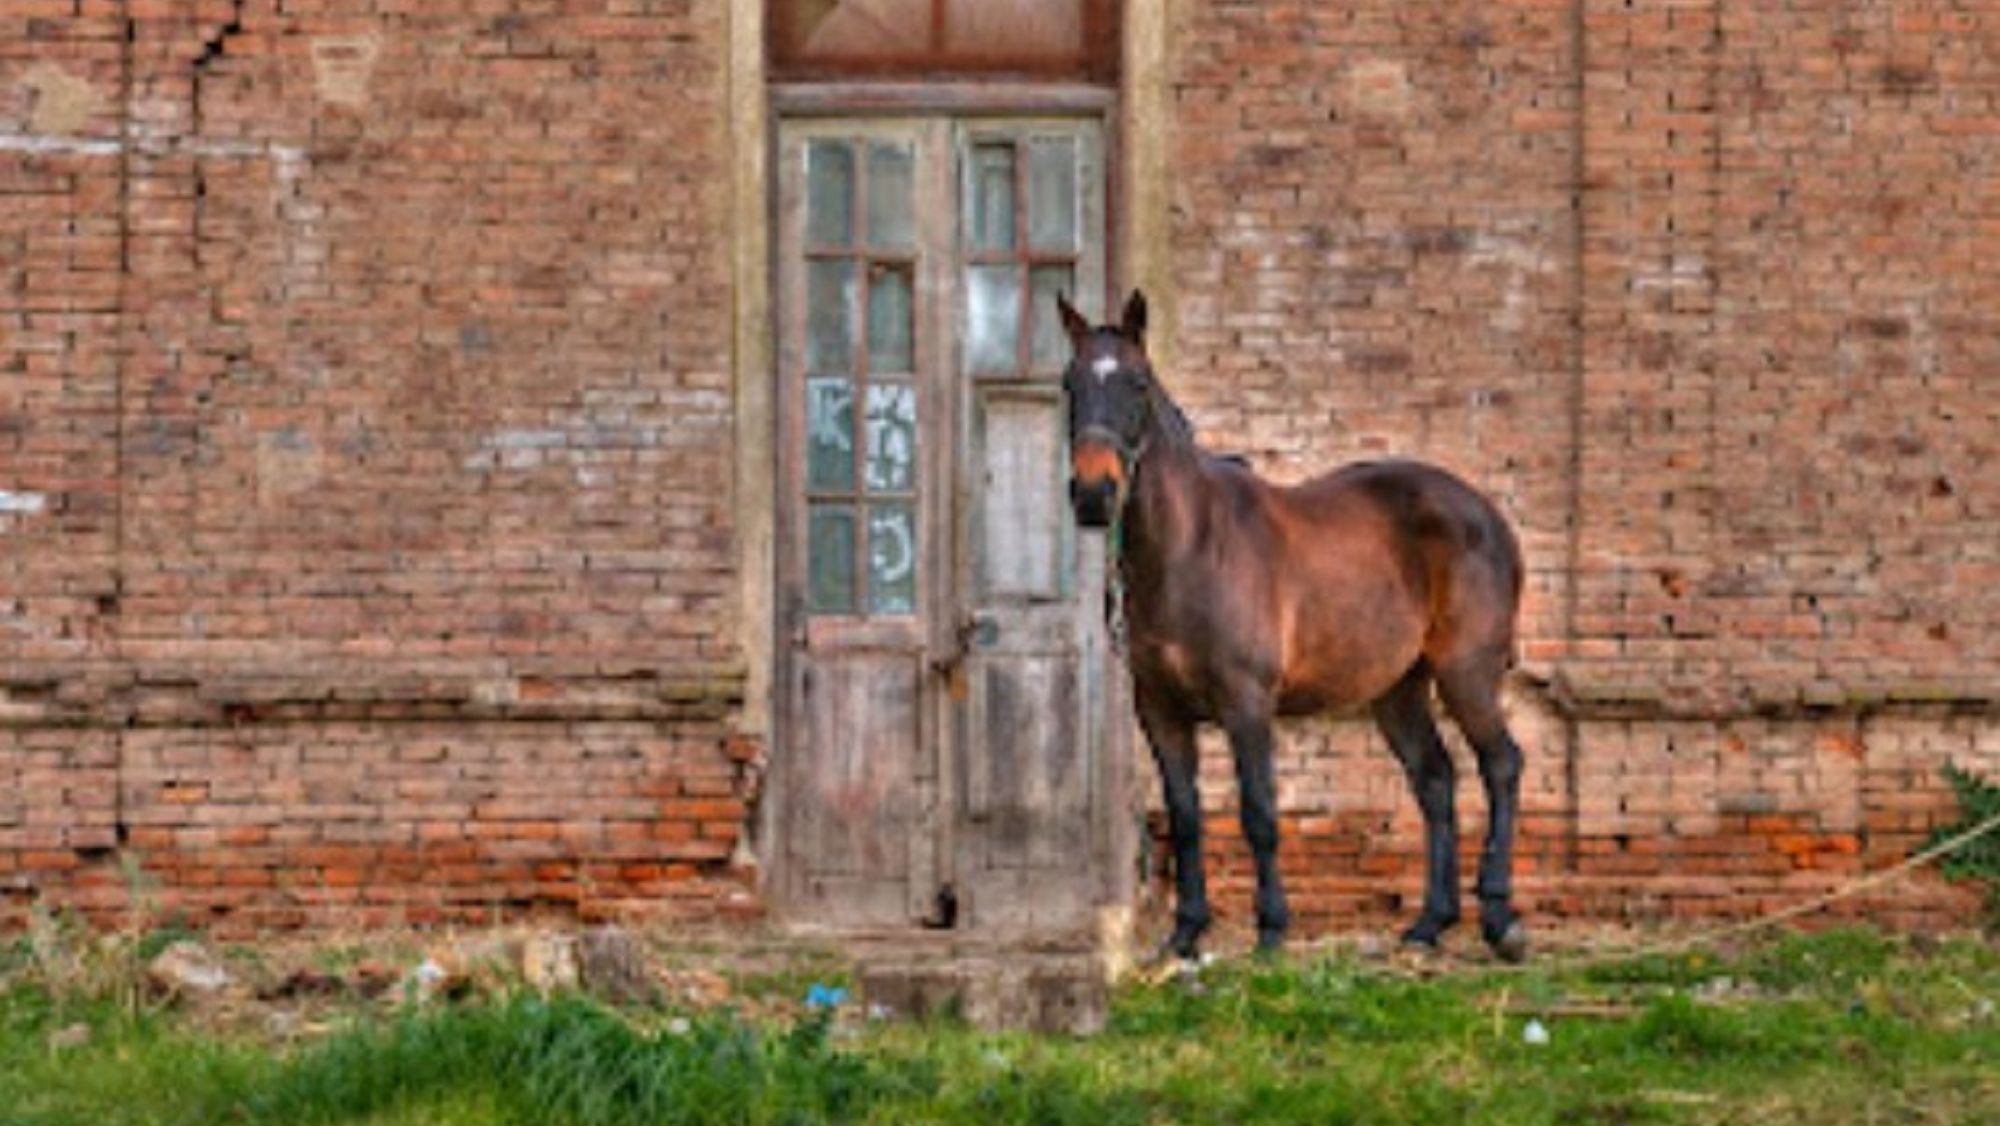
top-left (1166, 0), bottom-right (1997, 933)
top-left (4, 0), bottom-right (1996, 936)
top-left (3, 0), bottom-right (758, 930)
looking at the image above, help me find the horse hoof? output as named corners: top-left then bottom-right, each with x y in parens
top-left (1486, 920), bottom-right (1530, 964)
top-left (1149, 934), bottom-right (1202, 967)
top-left (1397, 931), bottom-right (1444, 957)
top-left (1399, 914), bottom-right (1457, 952)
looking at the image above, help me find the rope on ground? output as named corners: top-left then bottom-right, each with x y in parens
top-left (1490, 804), bottom-right (2000, 977)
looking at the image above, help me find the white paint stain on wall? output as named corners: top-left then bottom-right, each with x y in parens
top-left (1468, 231), bottom-right (1557, 334)
top-left (0, 491), bottom-right (48, 515)
top-left (0, 128), bottom-right (307, 163)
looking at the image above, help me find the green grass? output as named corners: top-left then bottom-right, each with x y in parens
top-left (2, 928), bottom-right (1996, 1126)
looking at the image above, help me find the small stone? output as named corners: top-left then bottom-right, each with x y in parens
top-left (577, 927), bottom-right (653, 1004)
top-left (521, 933), bottom-right (581, 993)
top-left (405, 957), bottom-right (453, 1004)
top-left (1352, 934), bottom-right (1392, 961)
top-left (147, 941), bottom-right (233, 999)
top-left (663, 968), bottom-right (732, 1009)
top-left (47, 1022), bottom-right (92, 1050)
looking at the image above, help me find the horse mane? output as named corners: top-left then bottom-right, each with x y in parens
top-left (1145, 377), bottom-right (1198, 450)
top-left (1142, 381), bottom-right (1259, 472)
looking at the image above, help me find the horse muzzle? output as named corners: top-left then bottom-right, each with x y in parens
top-left (1069, 438), bottom-right (1127, 528)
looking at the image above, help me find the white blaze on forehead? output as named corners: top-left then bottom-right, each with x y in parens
top-left (1092, 356), bottom-right (1118, 382)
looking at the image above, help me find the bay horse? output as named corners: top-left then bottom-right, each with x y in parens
top-left (1059, 291), bottom-right (1530, 963)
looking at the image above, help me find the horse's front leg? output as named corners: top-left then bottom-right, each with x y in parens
top-left (1225, 711), bottom-right (1291, 951)
top-left (1139, 699), bottom-right (1209, 960)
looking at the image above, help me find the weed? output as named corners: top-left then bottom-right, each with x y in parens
top-left (3, 929), bottom-right (1998, 1126)
top-left (1928, 762), bottom-right (2000, 931)
top-left (226, 994), bottom-right (904, 1126)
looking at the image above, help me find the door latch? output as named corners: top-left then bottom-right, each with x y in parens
top-left (929, 612), bottom-right (998, 700)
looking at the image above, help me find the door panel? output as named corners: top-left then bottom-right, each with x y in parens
top-left (775, 116), bottom-right (1119, 937)
top-left (777, 120), bottom-right (946, 928)
top-left (975, 387), bottom-right (1069, 599)
top-left (951, 121), bottom-right (1109, 935)
top-left (786, 649), bottom-right (924, 922)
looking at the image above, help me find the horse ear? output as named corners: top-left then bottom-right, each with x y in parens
top-left (1121, 290), bottom-right (1148, 343)
top-left (1056, 292), bottom-right (1091, 343)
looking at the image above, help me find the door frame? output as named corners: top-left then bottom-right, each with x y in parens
top-left (762, 90), bottom-right (1128, 936)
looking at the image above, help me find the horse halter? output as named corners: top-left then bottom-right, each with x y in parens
top-left (1068, 359), bottom-right (1157, 478)
top-left (1074, 421), bottom-right (1148, 474)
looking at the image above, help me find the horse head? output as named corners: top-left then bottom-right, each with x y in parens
top-left (1058, 290), bottom-right (1155, 528)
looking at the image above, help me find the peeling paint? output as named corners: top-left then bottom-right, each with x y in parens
top-left (1468, 232), bottom-right (1556, 334)
top-left (22, 63), bottom-right (103, 134)
top-left (311, 35), bottom-right (381, 108)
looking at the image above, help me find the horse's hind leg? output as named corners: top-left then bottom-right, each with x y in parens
top-left (1436, 654), bottom-right (1529, 963)
top-left (1371, 665), bottom-right (1461, 949)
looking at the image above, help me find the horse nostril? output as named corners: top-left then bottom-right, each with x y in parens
top-left (1070, 478), bottom-right (1117, 527)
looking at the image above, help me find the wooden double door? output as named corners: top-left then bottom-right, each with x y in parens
top-left (771, 116), bottom-right (1129, 938)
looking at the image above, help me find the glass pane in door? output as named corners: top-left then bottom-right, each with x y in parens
top-left (868, 504), bottom-right (918, 615)
top-left (867, 263), bottom-right (915, 373)
top-left (807, 505), bottom-right (858, 614)
top-left (966, 266), bottom-right (1021, 374)
top-left (864, 383), bottom-right (918, 492)
top-left (1026, 137), bottom-right (1078, 253)
top-left (968, 144), bottom-right (1017, 253)
top-left (866, 143), bottom-right (916, 252)
top-left (806, 377), bottom-right (856, 491)
top-left (806, 142), bottom-right (856, 247)
top-left (807, 259), bottom-right (855, 373)
top-left (1028, 265), bottom-right (1075, 374)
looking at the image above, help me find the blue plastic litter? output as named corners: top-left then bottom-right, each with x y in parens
top-left (804, 983), bottom-right (849, 1010)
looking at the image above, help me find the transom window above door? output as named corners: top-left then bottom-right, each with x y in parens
top-left (768, 0), bottom-right (1121, 82)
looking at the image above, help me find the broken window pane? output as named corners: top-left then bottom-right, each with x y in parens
top-left (867, 263), bottom-right (914, 374)
top-left (806, 258), bottom-right (855, 374)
